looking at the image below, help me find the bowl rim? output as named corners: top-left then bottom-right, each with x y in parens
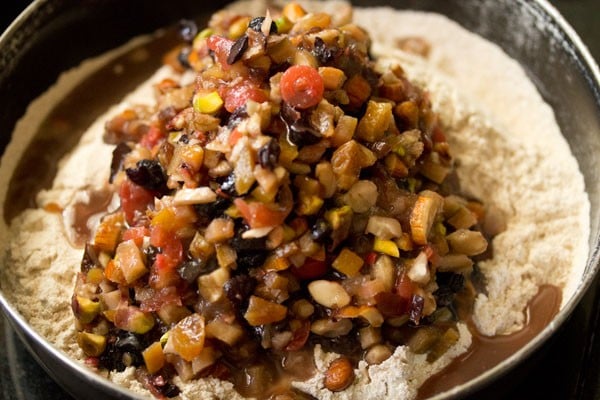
top-left (1, 0), bottom-right (600, 399)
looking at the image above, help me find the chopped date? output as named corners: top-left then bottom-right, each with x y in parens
top-left (125, 159), bottom-right (168, 193)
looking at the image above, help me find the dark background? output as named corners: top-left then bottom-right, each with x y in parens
top-left (1, 1), bottom-right (600, 399)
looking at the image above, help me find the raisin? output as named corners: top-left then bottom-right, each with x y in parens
top-left (310, 219), bottom-right (330, 243)
top-left (179, 19), bottom-right (198, 43)
top-left (144, 245), bottom-right (160, 267)
top-left (220, 174), bottom-right (238, 196)
top-left (125, 159), bottom-right (168, 193)
top-left (258, 139), bottom-right (280, 169)
top-left (177, 257), bottom-right (218, 284)
top-left (249, 16), bottom-right (277, 34)
top-left (227, 106), bottom-right (248, 129)
top-left (177, 47), bottom-right (192, 69)
top-left (409, 294), bottom-right (424, 324)
top-left (194, 197), bottom-right (230, 224)
top-left (160, 383), bottom-right (181, 398)
top-left (224, 275), bottom-right (257, 312)
top-left (313, 37), bottom-right (339, 65)
top-left (436, 272), bottom-right (465, 293)
top-left (227, 34), bottom-right (248, 65)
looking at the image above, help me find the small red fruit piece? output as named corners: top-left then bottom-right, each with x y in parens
top-left (280, 65), bottom-right (324, 109)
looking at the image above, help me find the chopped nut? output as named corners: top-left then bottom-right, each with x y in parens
top-left (324, 357), bottom-right (355, 392)
top-left (308, 280), bottom-right (351, 308)
top-left (365, 344), bottom-right (392, 365)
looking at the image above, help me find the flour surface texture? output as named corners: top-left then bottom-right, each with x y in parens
top-left (0, 3), bottom-right (589, 400)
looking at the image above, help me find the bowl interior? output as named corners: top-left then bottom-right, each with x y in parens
top-left (0, 0), bottom-right (599, 399)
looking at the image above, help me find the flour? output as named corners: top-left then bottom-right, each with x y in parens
top-left (0, 2), bottom-right (590, 400)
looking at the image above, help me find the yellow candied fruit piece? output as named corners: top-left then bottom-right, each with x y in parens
top-left (264, 255), bottom-right (291, 271)
top-left (297, 193), bottom-right (324, 216)
top-left (319, 66), bottom-right (347, 90)
top-left (373, 238), bottom-right (400, 258)
top-left (332, 248), bottom-right (364, 277)
top-left (143, 342), bottom-right (165, 374)
top-left (86, 268), bottom-right (105, 285)
top-left (229, 16), bottom-right (250, 39)
top-left (225, 204), bottom-right (242, 218)
top-left (282, 224), bottom-right (297, 242)
top-left (193, 91), bottom-right (224, 114)
top-left (282, 2), bottom-right (307, 23)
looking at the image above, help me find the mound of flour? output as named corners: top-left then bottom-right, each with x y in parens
top-left (0, 3), bottom-right (589, 400)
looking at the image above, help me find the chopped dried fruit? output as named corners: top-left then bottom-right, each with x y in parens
top-left (72, 3), bottom-right (498, 396)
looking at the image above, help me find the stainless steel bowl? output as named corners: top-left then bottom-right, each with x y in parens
top-left (1, 1), bottom-right (599, 399)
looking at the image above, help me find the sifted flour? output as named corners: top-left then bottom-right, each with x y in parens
top-left (0, 2), bottom-right (589, 400)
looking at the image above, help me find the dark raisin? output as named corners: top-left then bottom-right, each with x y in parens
top-left (258, 139), bottom-right (280, 169)
top-left (409, 294), bottom-right (425, 324)
top-left (227, 34), bottom-right (248, 65)
top-left (177, 257), bottom-right (218, 284)
top-left (281, 103), bottom-right (322, 146)
top-left (177, 47), bottom-right (192, 69)
top-left (194, 197), bottom-right (231, 224)
top-left (248, 17), bottom-right (278, 34)
top-left (313, 37), bottom-right (339, 64)
top-left (310, 219), bottom-right (330, 243)
top-left (99, 332), bottom-right (144, 371)
top-left (230, 236), bottom-right (267, 253)
top-left (434, 286), bottom-right (454, 307)
top-left (220, 174), bottom-right (238, 196)
top-left (287, 125), bottom-right (321, 146)
top-left (109, 142), bottom-right (131, 184)
top-left (224, 275), bottom-right (257, 311)
top-left (179, 134), bottom-right (190, 144)
top-left (126, 159), bottom-right (168, 193)
top-left (160, 383), bottom-right (181, 398)
top-left (436, 272), bottom-right (465, 293)
top-left (227, 106), bottom-right (248, 129)
top-left (158, 106), bottom-right (178, 124)
top-left (144, 245), bottom-right (160, 267)
top-left (179, 19), bottom-right (198, 43)
top-left (237, 252), bottom-right (268, 269)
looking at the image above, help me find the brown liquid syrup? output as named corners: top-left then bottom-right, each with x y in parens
top-left (418, 284), bottom-right (562, 399)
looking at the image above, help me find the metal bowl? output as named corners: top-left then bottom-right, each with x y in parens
top-left (0, 1), bottom-right (599, 399)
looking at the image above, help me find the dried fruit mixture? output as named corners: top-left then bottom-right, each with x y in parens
top-left (72, 3), bottom-right (497, 398)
